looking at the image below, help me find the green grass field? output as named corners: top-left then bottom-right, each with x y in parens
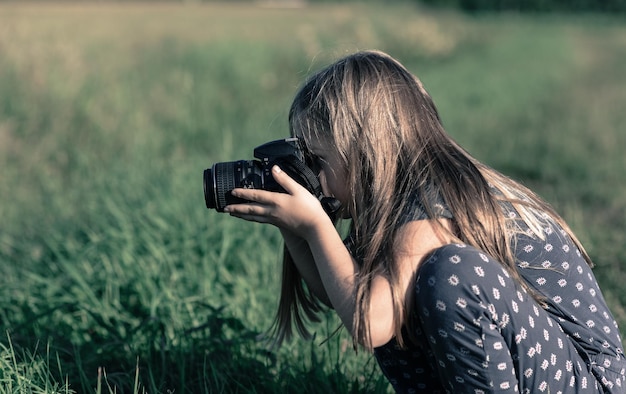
top-left (0, 3), bottom-right (625, 393)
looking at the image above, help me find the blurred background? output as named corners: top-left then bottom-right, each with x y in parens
top-left (0, 1), bottom-right (625, 392)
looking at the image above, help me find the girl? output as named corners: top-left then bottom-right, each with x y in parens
top-left (224, 50), bottom-right (625, 393)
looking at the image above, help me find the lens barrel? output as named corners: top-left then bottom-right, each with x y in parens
top-left (204, 160), bottom-right (264, 211)
top-left (203, 168), bottom-right (215, 209)
top-left (204, 162), bottom-right (238, 211)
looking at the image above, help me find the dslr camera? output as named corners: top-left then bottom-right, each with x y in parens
top-left (204, 138), bottom-right (339, 214)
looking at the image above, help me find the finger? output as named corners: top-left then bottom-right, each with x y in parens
top-left (231, 187), bottom-right (278, 204)
top-left (225, 204), bottom-right (271, 223)
top-left (271, 165), bottom-right (306, 195)
top-left (224, 201), bottom-right (263, 215)
top-left (229, 212), bottom-right (270, 224)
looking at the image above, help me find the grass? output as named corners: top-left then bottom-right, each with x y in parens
top-left (0, 2), bottom-right (624, 392)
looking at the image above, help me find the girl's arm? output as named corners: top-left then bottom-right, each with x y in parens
top-left (300, 211), bottom-right (396, 348)
top-left (279, 228), bottom-right (332, 307)
top-left (225, 165), bottom-right (395, 347)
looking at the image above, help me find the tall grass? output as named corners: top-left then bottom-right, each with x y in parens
top-left (0, 3), bottom-right (624, 392)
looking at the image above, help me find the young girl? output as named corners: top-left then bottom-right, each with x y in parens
top-left (224, 50), bottom-right (625, 393)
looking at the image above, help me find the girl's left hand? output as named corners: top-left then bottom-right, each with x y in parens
top-left (224, 165), bottom-right (331, 239)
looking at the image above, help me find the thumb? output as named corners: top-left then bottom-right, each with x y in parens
top-left (272, 165), bottom-right (303, 195)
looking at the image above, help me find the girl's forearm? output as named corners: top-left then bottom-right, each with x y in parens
top-left (280, 228), bottom-right (332, 307)
top-left (302, 220), bottom-right (360, 337)
top-left (303, 219), bottom-right (396, 348)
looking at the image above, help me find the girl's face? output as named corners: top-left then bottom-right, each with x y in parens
top-left (306, 135), bottom-right (351, 219)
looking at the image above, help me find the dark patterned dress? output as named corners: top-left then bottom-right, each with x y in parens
top-left (373, 204), bottom-right (625, 393)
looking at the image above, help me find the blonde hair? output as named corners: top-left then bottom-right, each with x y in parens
top-left (270, 50), bottom-right (592, 349)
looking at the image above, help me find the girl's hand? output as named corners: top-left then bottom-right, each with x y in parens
top-left (224, 165), bottom-right (331, 239)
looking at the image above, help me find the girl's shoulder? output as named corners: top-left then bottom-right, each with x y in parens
top-left (395, 219), bottom-right (456, 260)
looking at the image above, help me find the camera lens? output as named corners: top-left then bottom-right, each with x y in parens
top-left (203, 168), bottom-right (215, 209)
top-left (204, 160), bottom-right (264, 211)
top-left (204, 162), bottom-right (238, 211)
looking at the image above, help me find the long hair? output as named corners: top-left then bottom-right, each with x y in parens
top-left (269, 50), bottom-right (593, 349)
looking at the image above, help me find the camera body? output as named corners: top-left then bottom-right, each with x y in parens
top-left (204, 138), bottom-right (322, 212)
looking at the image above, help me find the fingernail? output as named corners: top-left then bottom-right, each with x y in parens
top-left (273, 165), bottom-right (282, 174)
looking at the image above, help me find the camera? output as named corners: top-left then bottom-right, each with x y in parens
top-left (204, 138), bottom-right (337, 213)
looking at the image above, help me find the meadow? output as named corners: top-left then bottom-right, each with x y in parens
top-left (0, 2), bottom-right (625, 393)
